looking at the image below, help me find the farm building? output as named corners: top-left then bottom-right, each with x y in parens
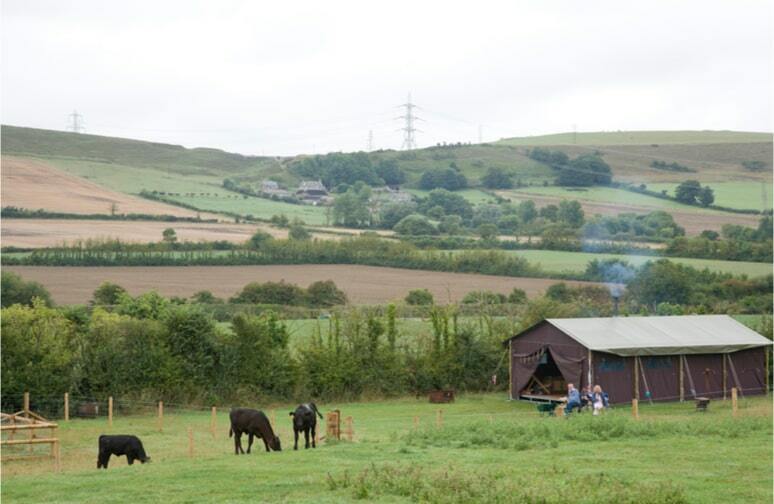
top-left (505, 315), bottom-right (771, 404)
top-left (296, 180), bottom-right (329, 204)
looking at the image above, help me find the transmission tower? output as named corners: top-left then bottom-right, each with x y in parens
top-left (396, 93), bottom-right (422, 150)
top-left (67, 110), bottom-right (85, 133)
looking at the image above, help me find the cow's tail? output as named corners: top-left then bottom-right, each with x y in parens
top-left (310, 402), bottom-right (323, 419)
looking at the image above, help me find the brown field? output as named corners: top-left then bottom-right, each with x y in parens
top-left (0, 219), bottom-right (289, 248)
top-left (0, 156), bottom-right (220, 218)
top-left (3, 265), bottom-right (597, 305)
top-left (498, 190), bottom-right (760, 235)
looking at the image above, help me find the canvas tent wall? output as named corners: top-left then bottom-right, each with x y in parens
top-left (505, 315), bottom-right (771, 404)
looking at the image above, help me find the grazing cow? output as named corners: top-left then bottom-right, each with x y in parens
top-left (229, 408), bottom-right (281, 454)
top-left (97, 435), bottom-right (150, 469)
top-left (289, 403), bottom-right (323, 450)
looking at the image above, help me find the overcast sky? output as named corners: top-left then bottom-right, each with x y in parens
top-left (2, 0), bottom-right (772, 156)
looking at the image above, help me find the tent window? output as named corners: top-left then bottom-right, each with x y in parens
top-left (598, 358), bottom-right (624, 373)
top-left (644, 357), bottom-right (672, 369)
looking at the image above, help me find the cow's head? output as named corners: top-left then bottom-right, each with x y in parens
top-left (141, 456), bottom-right (152, 464)
top-left (270, 436), bottom-right (282, 452)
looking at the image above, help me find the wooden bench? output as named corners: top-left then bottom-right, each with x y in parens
top-left (695, 397), bottom-right (710, 412)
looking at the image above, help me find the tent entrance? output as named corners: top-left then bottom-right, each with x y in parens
top-left (519, 350), bottom-right (567, 402)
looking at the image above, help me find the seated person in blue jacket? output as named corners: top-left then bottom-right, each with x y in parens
top-left (564, 383), bottom-right (582, 415)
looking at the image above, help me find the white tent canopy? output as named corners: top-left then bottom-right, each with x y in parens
top-left (546, 315), bottom-right (772, 356)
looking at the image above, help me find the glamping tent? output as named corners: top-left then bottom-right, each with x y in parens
top-left (504, 315), bottom-right (771, 404)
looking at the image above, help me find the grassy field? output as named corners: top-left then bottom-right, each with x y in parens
top-left (163, 194), bottom-right (329, 224)
top-left (496, 130), bottom-right (772, 146)
top-left (498, 250), bottom-right (772, 277)
top-left (406, 188), bottom-right (496, 204)
top-left (505, 186), bottom-right (735, 215)
top-left (1, 394), bottom-right (771, 503)
top-left (647, 181), bottom-right (773, 212)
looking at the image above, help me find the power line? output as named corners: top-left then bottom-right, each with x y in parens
top-left (67, 110), bottom-right (85, 133)
top-left (396, 93), bottom-right (423, 150)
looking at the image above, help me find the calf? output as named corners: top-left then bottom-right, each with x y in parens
top-left (97, 435), bottom-right (150, 469)
top-left (229, 408), bottom-right (281, 454)
top-left (289, 403), bottom-right (323, 450)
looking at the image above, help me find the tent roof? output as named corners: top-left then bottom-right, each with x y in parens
top-left (511, 315), bottom-right (772, 356)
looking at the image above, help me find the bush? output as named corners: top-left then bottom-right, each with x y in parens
top-left (461, 291), bottom-right (506, 304)
top-left (248, 230), bottom-right (274, 249)
top-left (190, 290), bottom-right (223, 304)
top-left (306, 280), bottom-right (348, 307)
top-left (405, 289), bottom-right (434, 306)
top-left (481, 167), bottom-right (513, 189)
top-left (289, 224), bottom-right (312, 241)
top-left (1, 271), bottom-right (53, 307)
top-left (92, 281), bottom-right (127, 305)
top-left (557, 155), bottom-right (611, 186)
top-left (231, 281), bottom-right (305, 305)
top-left (507, 288), bottom-right (527, 304)
top-left (394, 215), bottom-right (438, 236)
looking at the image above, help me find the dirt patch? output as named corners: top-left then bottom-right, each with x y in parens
top-left (4, 265), bottom-right (597, 305)
top-left (499, 190), bottom-right (760, 235)
top-left (0, 156), bottom-right (219, 218)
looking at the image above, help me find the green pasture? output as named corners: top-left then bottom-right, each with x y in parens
top-left (46, 157), bottom-right (225, 195)
top-left (1, 394), bottom-right (771, 503)
top-left (647, 181), bottom-right (773, 212)
top-left (496, 130), bottom-right (772, 146)
top-left (406, 188), bottom-right (496, 205)
top-left (502, 186), bottom-right (737, 215)
top-left (497, 249), bottom-right (772, 278)
top-left (162, 194), bottom-right (329, 225)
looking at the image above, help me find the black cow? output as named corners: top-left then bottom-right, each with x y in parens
top-left (97, 435), bottom-right (150, 469)
top-left (289, 403), bottom-right (323, 450)
top-left (229, 408), bottom-right (281, 454)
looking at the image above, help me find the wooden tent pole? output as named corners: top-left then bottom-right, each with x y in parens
top-left (587, 349), bottom-right (593, 388)
top-left (722, 354), bottom-right (727, 400)
top-left (633, 356), bottom-right (640, 401)
top-left (508, 340), bottom-right (513, 399)
top-left (679, 355), bottom-right (684, 402)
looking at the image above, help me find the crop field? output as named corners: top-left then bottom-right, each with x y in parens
top-left (2, 265), bottom-right (596, 306)
top-left (0, 219), bottom-right (285, 249)
top-left (0, 157), bottom-right (216, 218)
top-left (496, 188), bottom-right (761, 235)
top-left (647, 181), bottom-right (773, 212)
top-left (1, 394), bottom-right (771, 503)
top-left (497, 250), bottom-right (772, 278)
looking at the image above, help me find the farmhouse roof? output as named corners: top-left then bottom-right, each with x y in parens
top-left (297, 180), bottom-right (327, 192)
top-left (506, 315), bottom-right (772, 356)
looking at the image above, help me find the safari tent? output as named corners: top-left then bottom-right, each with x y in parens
top-left (504, 315), bottom-right (771, 404)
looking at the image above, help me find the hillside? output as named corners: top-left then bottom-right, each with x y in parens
top-left (497, 130), bottom-right (772, 146)
top-left (1, 125), bottom-right (770, 230)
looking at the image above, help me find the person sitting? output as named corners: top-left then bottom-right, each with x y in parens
top-left (579, 385), bottom-right (592, 412)
top-left (564, 383), bottom-right (581, 416)
top-left (592, 385), bottom-right (606, 416)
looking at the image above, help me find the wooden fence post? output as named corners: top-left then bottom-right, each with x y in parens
top-left (632, 399), bottom-right (639, 420)
top-left (344, 416), bottom-right (353, 441)
top-left (210, 407), bottom-right (217, 438)
top-left (23, 392), bottom-right (30, 415)
top-left (731, 387), bottom-right (738, 418)
top-left (64, 393), bottom-right (69, 421)
top-left (722, 356), bottom-right (727, 400)
top-left (108, 396), bottom-right (113, 427)
top-left (679, 356), bottom-right (684, 402)
top-left (436, 410), bottom-right (443, 428)
top-left (53, 438), bottom-right (61, 473)
top-left (188, 426), bottom-right (194, 458)
top-left (413, 416), bottom-right (419, 430)
top-left (158, 401), bottom-right (164, 432)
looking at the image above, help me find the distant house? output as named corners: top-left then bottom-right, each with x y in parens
top-left (296, 180), bottom-right (330, 204)
top-left (371, 186), bottom-right (414, 206)
top-left (260, 180), bottom-right (291, 198)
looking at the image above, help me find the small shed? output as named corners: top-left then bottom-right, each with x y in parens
top-left (504, 315), bottom-right (771, 404)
